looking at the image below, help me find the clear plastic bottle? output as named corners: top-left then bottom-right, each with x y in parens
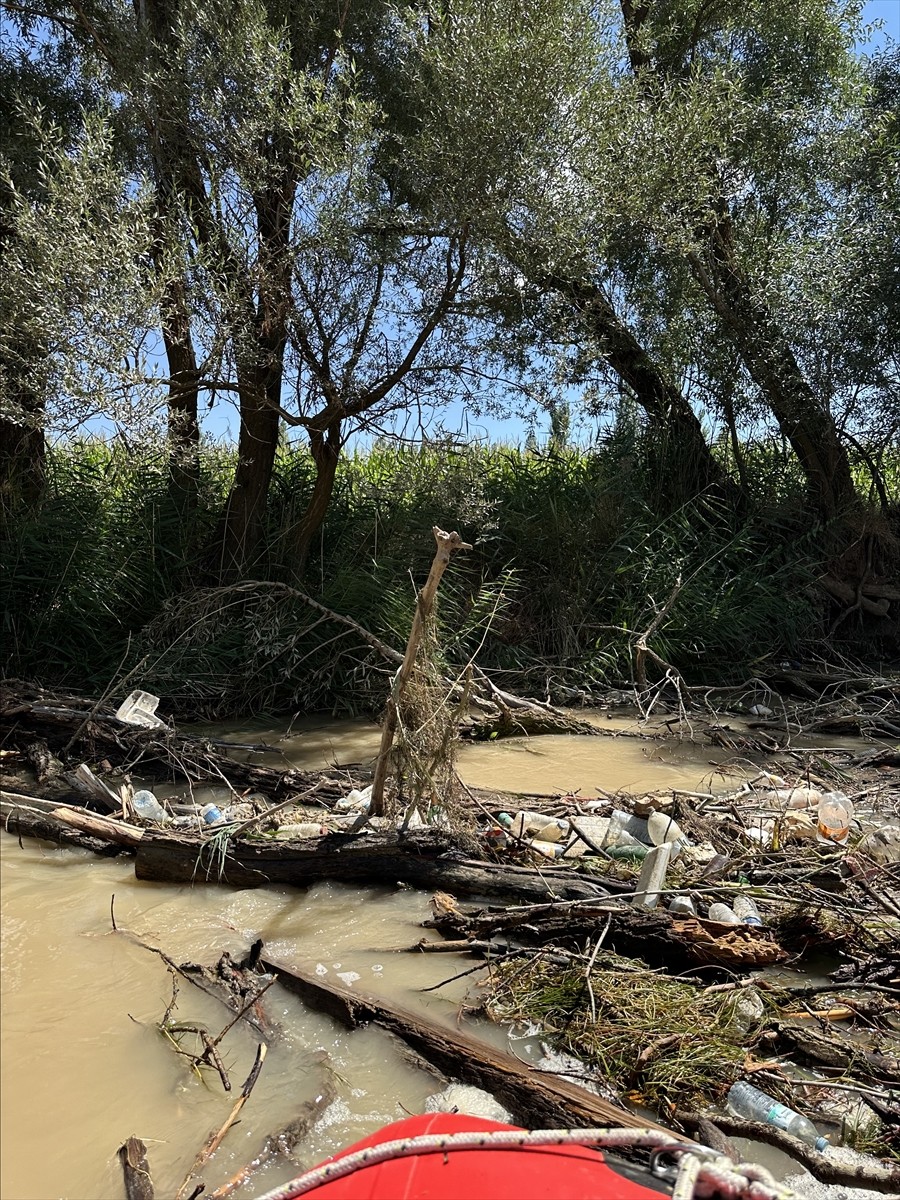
top-left (733, 895), bottom-right (763, 926)
top-left (726, 1081), bottom-right (827, 1150)
top-left (817, 793), bottom-right (854, 845)
top-left (201, 803), bottom-right (225, 826)
top-left (707, 902), bottom-right (740, 924)
top-left (131, 790), bottom-right (167, 822)
top-left (669, 895), bottom-right (697, 916)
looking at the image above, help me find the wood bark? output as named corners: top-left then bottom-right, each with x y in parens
top-left (118, 1137), bottom-right (154, 1200)
top-left (133, 828), bottom-right (610, 902)
top-left (676, 1111), bottom-right (900, 1194)
top-left (426, 895), bottom-right (788, 972)
top-left (289, 419), bottom-right (342, 576)
top-left (1, 791), bottom-right (144, 847)
top-left (260, 953), bottom-right (687, 1139)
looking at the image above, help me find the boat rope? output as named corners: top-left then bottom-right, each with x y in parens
top-left (251, 1126), bottom-right (797, 1200)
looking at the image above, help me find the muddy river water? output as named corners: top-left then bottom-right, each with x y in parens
top-left (0, 716), bottom-right (857, 1199)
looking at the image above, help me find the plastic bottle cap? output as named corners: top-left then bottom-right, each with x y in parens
top-left (814, 1137), bottom-right (828, 1152)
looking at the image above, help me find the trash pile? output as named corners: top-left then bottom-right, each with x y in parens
top-left (444, 766), bottom-right (900, 1176)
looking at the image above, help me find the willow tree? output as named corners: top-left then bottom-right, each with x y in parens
top-left (381, 0), bottom-right (738, 505)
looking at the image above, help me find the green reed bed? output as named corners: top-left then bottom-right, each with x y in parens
top-left (3, 434), bottom-right (889, 714)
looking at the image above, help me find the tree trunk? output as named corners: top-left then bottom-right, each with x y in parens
top-left (160, 276), bottom-right (200, 513)
top-left (262, 954), bottom-right (682, 1137)
top-left (0, 205), bottom-right (46, 529)
top-left (287, 419), bottom-right (342, 579)
top-left (215, 378), bottom-right (281, 580)
top-left (689, 224), bottom-right (860, 524)
top-left (542, 272), bottom-right (738, 505)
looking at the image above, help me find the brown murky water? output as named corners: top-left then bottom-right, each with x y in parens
top-left (0, 716), bottom-right (852, 1198)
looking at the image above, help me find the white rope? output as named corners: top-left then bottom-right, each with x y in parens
top-left (251, 1126), bottom-right (798, 1200)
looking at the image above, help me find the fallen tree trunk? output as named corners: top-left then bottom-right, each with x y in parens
top-left (426, 896), bottom-right (788, 972)
top-left (0, 787), bottom-right (141, 854)
top-left (1, 681), bottom-right (355, 799)
top-left (1, 791), bottom-right (143, 845)
top-left (134, 828), bottom-right (610, 902)
top-left (261, 952), bottom-right (686, 1139)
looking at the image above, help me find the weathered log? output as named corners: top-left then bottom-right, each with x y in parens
top-left (1, 681), bottom-right (355, 800)
top-left (775, 1021), bottom-right (900, 1085)
top-left (1, 804), bottom-right (127, 856)
top-left (118, 1137), bottom-right (154, 1200)
top-left (261, 953), bottom-right (686, 1139)
top-left (134, 828), bottom-right (610, 902)
top-left (1, 791), bottom-right (143, 848)
top-left (426, 895), bottom-right (788, 972)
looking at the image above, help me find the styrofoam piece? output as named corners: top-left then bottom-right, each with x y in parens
top-left (114, 690), bottom-right (166, 729)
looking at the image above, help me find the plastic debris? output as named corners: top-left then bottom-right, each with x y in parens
top-left (334, 785), bottom-right (373, 814)
top-left (114, 690), bottom-right (166, 730)
top-left (131, 789), bottom-right (167, 822)
top-left (856, 823), bottom-right (900, 866)
top-left (707, 902), bottom-right (740, 924)
top-left (631, 842), bottom-right (674, 909)
top-left (727, 1080), bottom-right (828, 1150)
top-left (733, 895), bottom-right (763, 926)
top-left (817, 792), bottom-right (854, 845)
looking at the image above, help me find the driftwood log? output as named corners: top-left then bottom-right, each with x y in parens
top-left (118, 1137), bottom-right (154, 1200)
top-left (425, 895), bottom-right (789, 972)
top-left (134, 827), bottom-right (610, 902)
top-left (260, 953), bottom-right (686, 1140)
top-left (0, 792), bottom-right (611, 902)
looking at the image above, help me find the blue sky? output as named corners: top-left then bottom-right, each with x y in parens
top-left (863, 0), bottom-right (900, 46)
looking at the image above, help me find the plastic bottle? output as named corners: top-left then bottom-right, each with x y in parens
top-left (669, 895), bottom-right (697, 916)
top-left (647, 811), bottom-right (685, 846)
top-left (201, 803), bottom-right (225, 826)
top-left (510, 812), bottom-right (568, 843)
top-left (817, 793), bottom-right (854, 845)
top-left (276, 822), bottom-right (327, 838)
top-left (131, 790), bottom-right (167, 823)
top-left (726, 1080), bottom-right (828, 1150)
top-left (603, 810), bottom-right (651, 849)
top-left (707, 902), bottom-right (740, 924)
top-left (733, 895), bottom-right (763, 926)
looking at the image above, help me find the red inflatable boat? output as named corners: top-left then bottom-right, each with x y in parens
top-left (254, 1113), bottom-right (706, 1200)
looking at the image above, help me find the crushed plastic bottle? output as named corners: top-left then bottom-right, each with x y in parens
top-left (733, 895), bottom-right (763, 926)
top-left (772, 787), bottom-right (823, 809)
top-left (131, 789), bottom-right (167, 823)
top-left (817, 792), bottom-right (854, 845)
top-left (726, 1080), bottom-right (828, 1150)
top-left (707, 902), bottom-right (740, 924)
top-left (856, 823), bottom-right (900, 866)
top-left (603, 809), bottom-right (651, 849)
top-left (668, 895), bottom-right (697, 916)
